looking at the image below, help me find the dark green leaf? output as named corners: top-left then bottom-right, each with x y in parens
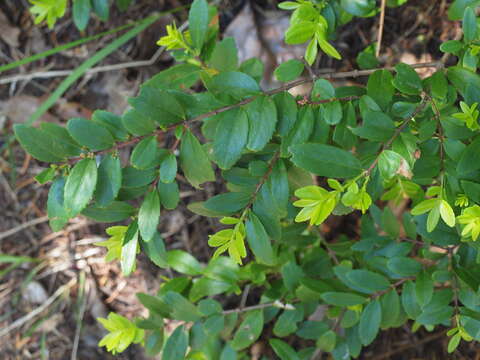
top-left (143, 232), bottom-right (168, 268)
top-left (290, 143), bottom-right (363, 178)
top-left (14, 124), bottom-right (68, 162)
top-left (351, 111), bottom-right (395, 141)
top-left (121, 166), bottom-right (157, 188)
top-left (209, 37), bottom-right (238, 72)
top-left (35, 167), bottom-right (56, 184)
top-left (47, 177), bottom-right (68, 231)
top-left (231, 310), bottom-right (264, 350)
top-left (210, 72), bottom-right (260, 100)
top-left (122, 109), bottom-right (156, 136)
top-left (246, 96), bottom-right (278, 151)
top-left (458, 137), bottom-right (480, 175)
top-left (269, 339), bottom-right (300, 360)
top-left (131, 136), bottom-right (158, 170)
top-left (359, 300), bottom-right (381, 345)
top-left (245, 212), bottom-right (275, 265)
top-left (345, 269), bottom-right (390, 294)
top-left (158, 181), bottom-right (180, 210)
top-left (341, 0), bottom-right (376, 16)
top-left (321, 292), bottom-right (367, 306)
top-left (463, 6), bottom-right (478, 42)
top-left (392, 63), bottom-right (423, 95)
top-left (273, 92), bottom-right (298, 136)
top-left (92, 0), bottom-right (109, 20)
top-left (416, 271), bottom-right (434, 307)
top-left (189, 0), bottom-right (209, 50)
top-left (138, 190), bottom-right (160, 241)
top-left (180, 130), bottom-right (215, 188)
top-left (367, 70), bottom-right (394, 110)
top-left (204, 192), bottom-right (250, 215)
top-left (92, 110), bottom-right (128, 141)
top-left (94, 155), bottom-right (121, 206)
top-left (160, 153), bottom-right (177, 183)
top-left (73, 0), bottom-right (91, 31)
top-left (67, 118), bottom-right (114, 151)
top-left (387, 257), bottom-right (421, 276)
top-left (213, 108), bottom-right (249, 170)
top-left (167, 250), bottom-right (203, 275)
top-left (82, 201), bottom-right (135, 222)
top-left (64, 158), bottom-right (98, 217)
top-left (274, 59), bottom-right (304, 82)
top-left (163, 325), bottom-right (188, 360)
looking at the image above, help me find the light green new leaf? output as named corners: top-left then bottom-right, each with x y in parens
top-left (121, 221), bottom-right (139, 276)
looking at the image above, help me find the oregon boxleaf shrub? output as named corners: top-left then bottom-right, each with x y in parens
top-left (13, 0), bottom-right (480, 357)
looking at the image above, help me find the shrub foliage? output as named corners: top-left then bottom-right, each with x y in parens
top-left (14, 0), bottom-right (480, 357)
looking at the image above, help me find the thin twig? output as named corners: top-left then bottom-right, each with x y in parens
top-left (66, 62), bottom-right (440, 164)
top-left (0, 216), bottom-right (49, 241)
top-left (365, 98), bottom-right (428, 176)
top-left (0, 279), bottom-right (75, 338)
top-left (0, 22), bottom-right (189, 86)
top-left (376, 0), bottom-right (387, 57)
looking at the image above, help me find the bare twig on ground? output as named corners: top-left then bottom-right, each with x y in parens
top-left (0, 216), bottom-right (49, 241)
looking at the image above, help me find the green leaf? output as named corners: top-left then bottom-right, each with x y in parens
top-left (47, 177), bottom-right (69, 231)
top-left (359, 300), bottom-right (381, 346)
top-left (162, 291), bottom-right (201, 321)
top-left (213, 108), bottom-right (249, 170)
top-left (180, 130), bottom-right (215, 189)
top-left (210, 72), bottom-right (260, 100)
top-left (189, 278), bottom-right (232, 302)
top-left (269, 339), bottom-right (300, 360)
top-left (351, 111), bottom-right (395, 141)
top-left (67, 118), bottom-right (114, 151)
top-left (462, 180), bottom-right (480, 203)
top-left (64, 158), bottom-right (98, 217)
top-left (367, 70), bottom-right (394, 110)
top-left (167, 250), bottom-right (203, 275)
top-left (320, 292), bottom-right (367, 306)
top-left (14, 124), bottom-right (68, 162)
top-left (231, 310), bottom-right (264, 350)
top-left (290, 143), bottom-right (363, 178)
top-left (458, 137), bottom-right (480, 175)
top-left (245, 96), bottom-right (278, 151)
top-left (387, 257), bottom-right (421, 276)
top-left (273, 307), bottom-right (304, 337)
top-left (73, 0), bottom-right (91, 31)
top-left (204, 192), bottom-right (250, 215)
top-left (378, 150), bottom-right (404, 180)
top-left (305, 38), bottom-right (318, 65)
top-left (189, 0), bottom-right (209, 50)
top-left (316, 330), bottom-right (337, 352)
top-left (39, 122), bottom-right (82, 156)
top-left (94, 155), bottom-right (122, 206)
top-left (392, 63), bottom-right (423, 95)
top-left (92, 110), bottom-right (128, 141)
top-left (160, 153), bottom-right (177, 183)
top-left (82, 201), bottom-right (135, 222)
top-left (346, 270), bottom-right (390, 294)
top-left (122, 109), bottom-right (156, 136)
top-left (158, 181), bottom-right (180, 210)
top-left (448, 333), bottom-right (462, 353)
top-left (273, 92), bottom-right (298, 136)
top-left (415, 271), bottom-right (434, 307)
top-left (463, 6), bottom-right (478, 42)
top-left (382, 207), bottom-right (400, 238)
top-left (138, 190), bottom-right (160, 242)
top-left (209, 37), bottom-right (238, 72)
top-left (318, 39), bottom-right (342, 60)
top-left (121, 166), bottom-right (157, 188)
top-left (130, 136), bottom-right (158, 170)
top-left (121, 221), bottom-right (139, 276)
top-left (245, 212), bottom-right (275, 266)
top-left (380, 290), bottom-right (401, 328)
top-left (439, 200), bottom-right (455, 227)
top-left (341, 0), bottom-right (376, 16)
top-left (281, 106), bottom-right (315, 156)
top-left (163, 325), bottom-right (188, 360)
top-left (98, 312), bottom-right (144, 354)
top-left (274, 59), bottom-right (305, 82)
top-left (285, 21), bottom-right (316, 44)
top-left (143, 232), bottom-right (168, 268)
top-left (35, 167), bottom-right (56, 184)
top-left (402, 280), bottom-right (421, 319)
top-left (145, 329), bottom-right (163, 356)
top-left (92, 0), bottom-right (109, 21)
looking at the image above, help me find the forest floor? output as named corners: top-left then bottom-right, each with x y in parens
top-left (0, 0), bottom-right (478, 359)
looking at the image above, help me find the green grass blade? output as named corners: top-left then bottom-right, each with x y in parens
top-left (27, 14), bottom-right (159, 125)
top-left (0, 23), bottom-right (135, 74)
